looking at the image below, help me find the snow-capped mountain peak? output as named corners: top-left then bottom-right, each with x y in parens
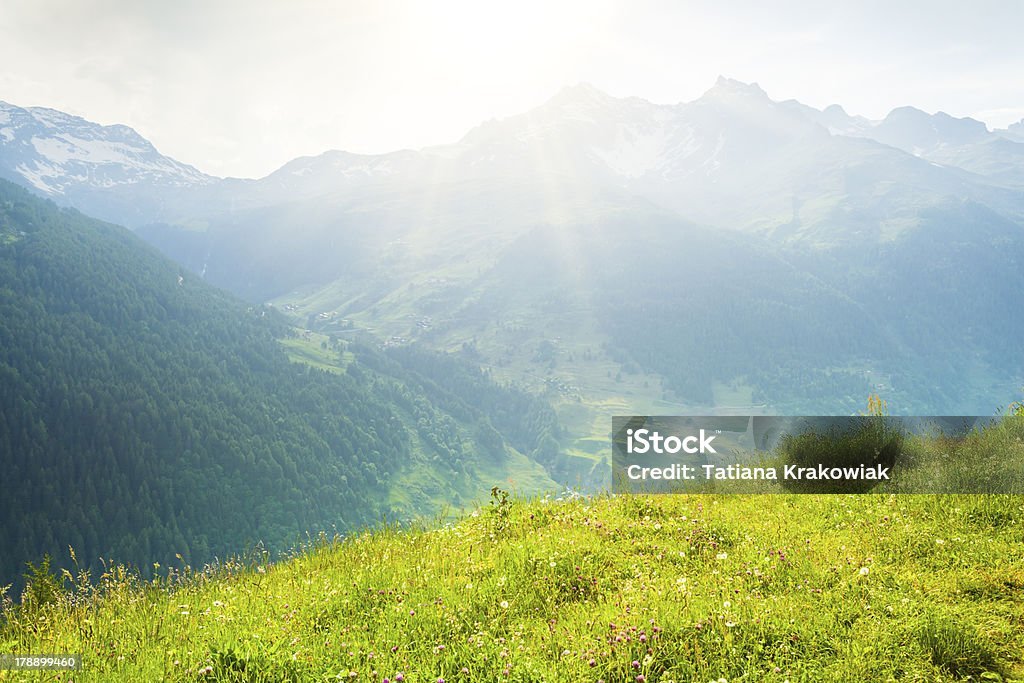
top-left (0, 100), bottom-right (212, 196)
top-left (701, 76), bottom-right (771, 102)
top-left (3, 79), bottom-right (1023, 233)
top-left (546, 82), bottom-right (615, 107)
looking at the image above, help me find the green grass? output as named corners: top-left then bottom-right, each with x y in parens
top-left (279, 334), bottom-right (353, 374)
top-left (2, 492), bottom-right (1021, 682)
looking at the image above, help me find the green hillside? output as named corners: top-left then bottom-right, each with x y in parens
top-left (0, 179), bottom-right (562, 590)
top-left (2, 490), bottom-right (1021, 682)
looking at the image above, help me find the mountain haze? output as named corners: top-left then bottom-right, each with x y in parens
top-left (2, 81), bottom-right (1023, 423)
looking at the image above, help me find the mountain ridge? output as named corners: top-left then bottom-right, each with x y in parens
top-left (4, 80), bottom-right (1022, 193)
top-left (0, 100), bottom-right (212, 193)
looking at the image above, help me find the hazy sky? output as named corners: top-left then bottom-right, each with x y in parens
top-left (2, 0), bottom-right (1022, 178)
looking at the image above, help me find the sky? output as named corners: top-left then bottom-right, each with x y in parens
top-left (2, 0), bottom-right (1022, 179)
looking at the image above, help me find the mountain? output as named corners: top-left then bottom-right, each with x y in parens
top-left (1006, 119), bottom-right (1024, 141)
top-left (0, 178), bottom-right (567, 589)
top-left (3, 83), bottom-right (1023, 425)
top-left (783, 100), bottom-right (1024, 189)
top-left (0, 100), bottom-right (214, 226)
top-left (872, 106), bottom-right (989, 151)
top-left (4, 82), bottom-right (1019, 240)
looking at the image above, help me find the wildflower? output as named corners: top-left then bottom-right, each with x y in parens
top-left (859, 567), bottom-right (870, 576)
top-left (395, 675), bottom-right (405, 682)
top-left (632, 660), bottom-right (641, 669)
top-left (716, 552), bottom-right (728, 560)
top-left (935, 539), bottom-right (945, 545)
top-left (500, 600), bottom-right (509, 609)
top-left (589, 659), bottom-right (597, 667)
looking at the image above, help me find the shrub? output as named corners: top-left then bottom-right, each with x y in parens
top-left (778, 395), bottom-right (903, 493)
top-left (21, 555), bottom-right (64, 611)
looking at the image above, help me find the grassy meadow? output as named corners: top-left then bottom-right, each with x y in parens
top-left (2, 488), bottom-right (1021, 682)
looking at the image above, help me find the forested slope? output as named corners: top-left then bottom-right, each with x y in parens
top-left (0, 179), bottom-right (559, 589)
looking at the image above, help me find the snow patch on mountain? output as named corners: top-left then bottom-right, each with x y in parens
top-left (0, 101), bottom-right (213, 197)
top-left (590, 122), bottom-right (673, 178)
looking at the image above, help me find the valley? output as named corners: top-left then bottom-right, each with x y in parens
top-left (3, 77), bottom-right (1024, 599)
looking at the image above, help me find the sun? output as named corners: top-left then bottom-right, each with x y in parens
top-left (400, 0), bottom-right (614, 94)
